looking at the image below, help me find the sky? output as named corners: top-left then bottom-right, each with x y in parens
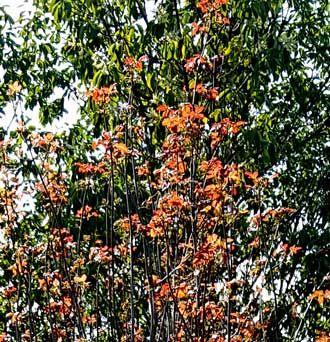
top-left (1, 0), bottom-right (33, 20)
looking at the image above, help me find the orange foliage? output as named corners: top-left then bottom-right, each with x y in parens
top-left (86, 84), bottom-right (118, 102)
top-left (309, 290), bottom-right (330, 306)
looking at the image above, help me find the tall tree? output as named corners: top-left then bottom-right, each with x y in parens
top-left (0, 0), bottom-right (329, 341)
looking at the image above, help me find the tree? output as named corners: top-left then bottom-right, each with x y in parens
top-left (0, 0), bottom-right (329, 341)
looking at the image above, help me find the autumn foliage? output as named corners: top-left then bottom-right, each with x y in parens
top-left (0, 0), bottom-right (329, 341)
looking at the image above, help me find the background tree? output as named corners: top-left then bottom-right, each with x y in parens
top-left (0, 0), bottom-right (329, 341)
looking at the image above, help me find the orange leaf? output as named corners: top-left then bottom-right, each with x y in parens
top-left (289, 245), bottom-right (302, 255)
top-left (156, 104), bottom-right (168, 112)
top-left (7, 81), bottom-right (22, 96)
top-left (114, 142), bottom-right (129, 155)
top-left (74, 274), bottom-right (87, 284)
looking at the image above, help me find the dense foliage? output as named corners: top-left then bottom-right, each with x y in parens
top-left (0, 0), bottom-right (329, 341)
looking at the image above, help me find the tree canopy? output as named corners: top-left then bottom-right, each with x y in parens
top-left (0, 0), bottom-right (329, 341)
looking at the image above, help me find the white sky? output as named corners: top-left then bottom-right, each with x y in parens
top-left (1, 0), bottom-right (33, 20)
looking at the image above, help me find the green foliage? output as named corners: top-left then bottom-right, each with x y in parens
top-left (0, 0), bottom-right (329, 341)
